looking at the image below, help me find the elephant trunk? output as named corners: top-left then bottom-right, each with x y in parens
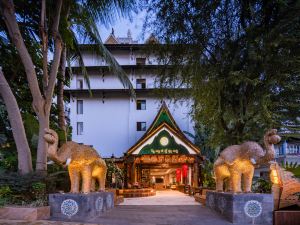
top-left (257, 129), bottom-right (281, 165)
top-left (44, 128), bottom-right (69, 165)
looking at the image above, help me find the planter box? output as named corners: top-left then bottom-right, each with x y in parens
top-left (274, 205), bottom-right (300, 225)
top-left (0, 206), bottom-right (50, 221)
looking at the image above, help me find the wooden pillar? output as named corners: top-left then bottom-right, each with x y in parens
top-left (181, 168), bottom-right (183, 184)
top-left (131, 163), bottom-right (136, 184)
top-left (124, 160), bottom-right (128, 188)
top-left (193, 162), bottom-right (199, 188)
top-left (188, 165), bottom-right (192, 185)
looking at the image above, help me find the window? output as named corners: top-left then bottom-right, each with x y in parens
top-left (136, 79), bottom-right (146, 89)
top-left (137, 100), bottom-right (146, 110)
top-left (77, 122), bottom-right (83, 135)
top-left (137, 122), bottom-right (146, 131)
top-left (77, 100), bottom-right (83, 114)
top-left (136, 57), bottom-right (146, 65)
top-left (76, 79), bottom-right (83, 89)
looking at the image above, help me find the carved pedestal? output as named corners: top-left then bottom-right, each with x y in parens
top-left (49, 192), bottom-right (114, 222)
top-left (206, 191), bottom-right (273, 225)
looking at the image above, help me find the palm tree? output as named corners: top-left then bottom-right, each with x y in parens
top-left (0, 0), bottom-right (137, 173)
top-left (57, 1), bottom-right (137, 137)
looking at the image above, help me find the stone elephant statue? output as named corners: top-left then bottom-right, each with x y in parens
top-left (44, 128), bottom-right (107, 193)
top-left (214, 129), bottom-right (281, 193)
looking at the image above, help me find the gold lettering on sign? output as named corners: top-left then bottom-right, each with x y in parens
top-left (137, 155), bottom-right (195, 164)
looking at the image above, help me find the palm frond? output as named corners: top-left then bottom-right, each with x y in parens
top-left (84, 0), bottom-right (138, 27)
top-left (70, 4), bottom-right (136, 98)
top-left (69, 29), bottom-right (92, 96)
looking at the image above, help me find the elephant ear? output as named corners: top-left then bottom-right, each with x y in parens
top-left (220, 145), bottom-right (241, 165)
top-left (240, 142), bottom-right (264, 159)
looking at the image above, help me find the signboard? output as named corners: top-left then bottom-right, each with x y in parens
top-left (138, 130), bottom-right (190, 155)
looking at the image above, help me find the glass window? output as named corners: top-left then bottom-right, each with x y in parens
top-left (137, 122), bottom-right (146, 131)
top-left (77, 122), bottom-right (83, 135)
top-left (136, 79), bottom-right (146, 89)
top-left (136, 58), bottom-right (146, 65)
top-left (77, 100), bottom-right (83, 114)
top-left (76, 79), bottom-right (83, 89)
top-left (137, 100), bottom-right (146, 110)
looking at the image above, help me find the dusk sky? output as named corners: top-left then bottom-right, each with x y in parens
top-left (98, 10), bottom-right (149, 43)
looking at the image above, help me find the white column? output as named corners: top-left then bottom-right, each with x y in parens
top-left (188, 166), bottom-right (192, 185)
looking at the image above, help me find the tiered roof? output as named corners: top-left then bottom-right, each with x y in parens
top-left (127, 102), bottom-right (201, 155)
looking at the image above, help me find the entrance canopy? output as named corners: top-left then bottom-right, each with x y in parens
top-left (125, 102), bottom-right (201, 188)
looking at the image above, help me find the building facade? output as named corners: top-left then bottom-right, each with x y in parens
top-left (66, 31), bottom-right (195, 158)
top-left (275, 138), bottom-right (300, 165)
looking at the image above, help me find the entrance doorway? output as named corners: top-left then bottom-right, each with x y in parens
top-left (126, 156), bottom-right (199, 190)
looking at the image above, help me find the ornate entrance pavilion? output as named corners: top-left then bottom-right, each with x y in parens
top-left (124, 103), bottom-right (202, 189)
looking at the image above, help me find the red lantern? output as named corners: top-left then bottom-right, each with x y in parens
top-left (176, 168), bottom-right (181, 182)
top-left (182, 164), bottom-right (188, 178)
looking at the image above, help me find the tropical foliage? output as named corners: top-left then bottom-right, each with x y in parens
top-left (282, 162), bottom-right (300, 178)
top-left (0, 0), bottom-right (137, 174)
top-left (105, 159), bottom-right (124, 188)
top-left (144, 0), bottom-right (300, 148)
top-left (252, 177), bottom-right (272, 193)
top-left (185, 125), bottom-right (219, 188)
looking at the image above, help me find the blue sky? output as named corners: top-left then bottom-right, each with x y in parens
top-left (98, 10), bottom-right (149, 43)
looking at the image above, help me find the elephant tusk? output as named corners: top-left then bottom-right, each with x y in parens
top-left (47, 160), bottom-right (55, 165)
top-left (66, 158), bottom-right (72, 166)
top-left (250, 158), bottom-right (257, 164)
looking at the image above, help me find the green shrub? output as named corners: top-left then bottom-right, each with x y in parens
top-left (201, 161), bottom-right (216, 189)
top-left (0, 185), bottom-right (12, 206)
top-left (252, 177), bottom-right (272, 193)
top-left (282, 162), bottom-right (300, 178)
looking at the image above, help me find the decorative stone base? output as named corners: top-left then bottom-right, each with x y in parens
top-left (206, 191), bottom-right (273, 224)
top-left (105, 189), bottom-right (124, 205)
top-left (0, 206), bottom-right (50, 221)
top-left (49, 192), bottom-right (114, 221)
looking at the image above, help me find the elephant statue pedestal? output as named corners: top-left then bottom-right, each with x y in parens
top-left (49, 192), bottom-right (114, 222)
top-left (206, 191), bottom-right (273, 225)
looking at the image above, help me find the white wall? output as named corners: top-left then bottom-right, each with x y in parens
top-left (70, 49), bottom-right (159, 67)
top-left (68, 45), bottom-right (195, 157)
top-left (67, 71), bottom-right (158, 90)
top-left (70, 96), bottom-right (194, 157)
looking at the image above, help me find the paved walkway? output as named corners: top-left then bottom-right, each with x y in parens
top-left (0, 191), bottom-right (233, 225)
top-left (122, 190), bottom-right (199, 205)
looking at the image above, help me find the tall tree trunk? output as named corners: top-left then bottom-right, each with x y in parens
top-left (1, 0), bottom-right (63, 172)
top-left (57, 46), bottom-right (67, 138)
top-left (36, 113), bottom-right (49, 171)
top-left (0, 69), bottom-right (33, 174)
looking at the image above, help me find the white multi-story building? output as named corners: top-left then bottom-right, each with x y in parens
top-left (65, 31), bottom-right (195, 158)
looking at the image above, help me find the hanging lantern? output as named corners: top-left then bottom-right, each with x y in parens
top-left (176, 168), bottom-right (181, 182)
top-left (182, 164), bottom-right (188, 178)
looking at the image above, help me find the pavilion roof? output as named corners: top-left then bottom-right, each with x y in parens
top-left (126, 102), bottom-right (201, 155)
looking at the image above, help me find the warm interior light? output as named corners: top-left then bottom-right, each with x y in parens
top-left (271, 169), bottom-right (279, 184)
